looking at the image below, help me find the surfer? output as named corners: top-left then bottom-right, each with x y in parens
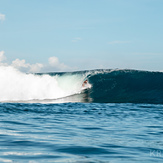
top-left (82, 80), bottom-right (88, 87)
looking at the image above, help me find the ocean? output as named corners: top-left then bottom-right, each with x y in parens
top-left (0, 67), bottom-right (163, 162)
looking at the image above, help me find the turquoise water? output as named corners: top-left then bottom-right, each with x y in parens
top-left (0, 103), bottom-right (163, 162)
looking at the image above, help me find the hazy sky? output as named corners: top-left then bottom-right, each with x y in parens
top-left (0, 0), bottom-right (163, 72)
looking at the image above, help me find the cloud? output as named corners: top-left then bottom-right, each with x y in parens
top-left (0, 51), bottom-right (6, 62)
top-left (48, 56), bottom-right (59, 67)
top-left (11, 58), bottom-right (44, 73)
top-left (30, 63), bottom-right (44, 73)
top-left (72, 37), bottom-right (82, 42)
top-left (0, 13), bottom-right (5, 22)
top-left (12, 59), bottom-right (29, 68)
top-left (0, 51), bottom-right (7, 66)
top-left (11, 56), bottom-right (69, 73)
top-left (108, 40), bottom-right (130, 45)
top-left (48, 56), bottom-right (69, 71)
top-left (0, 51), bottom-right (71, 73)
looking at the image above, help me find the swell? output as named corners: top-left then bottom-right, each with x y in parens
top-left (87, 69), bottom-right (163, 104)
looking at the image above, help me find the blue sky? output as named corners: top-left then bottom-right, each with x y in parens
top-left (0, 0), bottom-right (163, 72)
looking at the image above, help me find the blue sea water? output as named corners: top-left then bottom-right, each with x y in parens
top-left (0, 103), bottom-right (163, 163)
top-left (0, 68), bottom-right (163, 162)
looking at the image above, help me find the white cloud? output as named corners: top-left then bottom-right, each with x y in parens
top-left (48, 56), bottom-right (59, 67)
top-left (48, 56), bottom-right (68, 71)
top-left (108, 40), bottom-right (130, 45)
top-left (11, 56), bottom-right (69, 73)
top-left (72, 37), bottom-right (82, 42)
top-left (11, 59), bottom-right (44, 73)
top-left (0, 51), bottom-right (71, 73)
top-left (29, 63), bottom-right (44, 73)
top-left (12, 59), bottom-right (29, 68)
top-left (0, 13), bottom-right (5, 21)
top-left (0, 51), bottom-right (6, 62)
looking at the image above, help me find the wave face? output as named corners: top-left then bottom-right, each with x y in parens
top-left (0, 67), bottom-right (163, 104)
top-left (88, 69), bottom-right (163, 104)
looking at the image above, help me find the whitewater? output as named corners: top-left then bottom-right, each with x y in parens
top-left (0, 66), bottom-right (91, 102)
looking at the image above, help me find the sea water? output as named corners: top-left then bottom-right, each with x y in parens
top-left (0, 67), bottom-right (163, 162)
top-left (0, 103), bottom-right (163, 163)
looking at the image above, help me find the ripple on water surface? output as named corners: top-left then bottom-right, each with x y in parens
top-left (0, 103), bottom-right (163, 162)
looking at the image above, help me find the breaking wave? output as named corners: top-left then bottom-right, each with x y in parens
top-left (1, 66), bottom-right (163, 104)
top-left (0, 66), bottom-right (90, 102)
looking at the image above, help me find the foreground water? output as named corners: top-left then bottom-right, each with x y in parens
top-left (0, 102), bottom-right (163, 163)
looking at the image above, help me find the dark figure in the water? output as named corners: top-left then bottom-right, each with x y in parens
top-left (82, 80), bottom-right (88, 87)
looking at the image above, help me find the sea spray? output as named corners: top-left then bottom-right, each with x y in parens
top-left (0, 66), bottom-right (90, 102)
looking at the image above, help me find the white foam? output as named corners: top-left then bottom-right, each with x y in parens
top-left (0, 66), bottom-right (90, 102)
